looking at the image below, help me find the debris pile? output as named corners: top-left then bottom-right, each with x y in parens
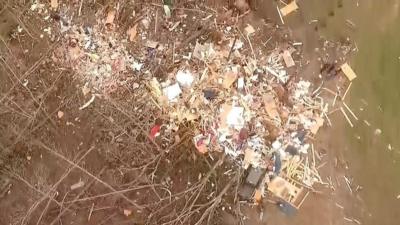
top-left (34, 1), bottom-right (353, 207)
top-left (49, 13), bottom-right (144, 92)
top-left (146, 27), bottom-right (329, 197)
top-left (62, 24), bottom-right (141, 92)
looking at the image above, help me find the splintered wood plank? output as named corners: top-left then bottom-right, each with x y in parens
top-left (341, 63), bottom-right (357, 81)
top-left (280, 1), bottom-right (299, 16)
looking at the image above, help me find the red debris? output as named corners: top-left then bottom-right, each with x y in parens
top-left (150, 125), bottom-right (161, 139)
top-left (195, 139), bottom-right (208, 154)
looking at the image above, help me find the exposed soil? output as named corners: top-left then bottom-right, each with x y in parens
top-left (0, 1), bottom-right (362, 225)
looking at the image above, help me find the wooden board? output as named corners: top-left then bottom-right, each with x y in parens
top-left (282, 50), bottom-right (295, 67)
top-left (244, 24), bottom-right (255, 36)
top-left (341, 63), bottom-right (357, 81)
top-left (280, 1), bottom-right (299, 16)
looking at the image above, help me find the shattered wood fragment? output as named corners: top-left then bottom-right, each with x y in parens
top-left (106, 10), bottom-right (116, 25)
top-left (343, 102), bottom-right (358, 120)
top-left (363, 120), bottom-right (371, 126)
top-left (50, 0), bottom-right (58, 10)
top-left (282, 50), bottom-right (295, 67)
top-left (57, 111), bottom-right (64, 119)
top-left (254, 188), bottom-right (263, 204)
top-left (277, 5), bottom-right (285, 24)
top-left (280, 1), bottom-right (299, 16)
top-left (193, 42), bottom-right (204, 60)
top-left (70, 181), bottom-right (85, 190)
top-left (345, 19), bottom-right (356, 29)
top-left (169, 21), bottom-right (180, 31)
top-left (68, 45), bottom-right (83, 61)
top-left (222, 72), bottom-right (238, 89)
top-left (310, 117), bottom-right (324, 135)
top-left (123, 209), bottom-right (132, 217)
top-left (263, 94), bottom-right (280, 120)
top-left (176, 108), bottom-right (198, 122)
top-left (127, 24), bottom-right (138, 42)
top-left (243, 148), bottom-right (257, 169)
top-left (82, 85), bottom-right (90, 96)
top-left (244, 24), bottom-right (255, 36)
top-left (340, 107), bottom-right (354, 127)
top-left (184, 111), bottom-right (198, 121)
top-left (163, 5), bottom-right (171, 18)
top-left (149, 78), bottom-right (162, 96)
top-left (145, 40), bottom-right (159, 49)
top-left (341, 63), bottom-right (357, 81)
top-left (141, 18), bottom-right (150, 30)
top-left (342, 82), bottom-right (352, 100)
top-left (193, 42), bottom-right (215, 61)
top-left (79, 95), bottom-right (96, 110)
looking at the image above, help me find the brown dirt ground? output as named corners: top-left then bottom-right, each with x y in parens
top-left (0, 0), bottom-right (362, 225)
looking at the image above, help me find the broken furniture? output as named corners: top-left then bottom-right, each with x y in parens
top-left (267, 176), bottom-right (308, 210)
top-left (239, 166), bottom-right (267, 200)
